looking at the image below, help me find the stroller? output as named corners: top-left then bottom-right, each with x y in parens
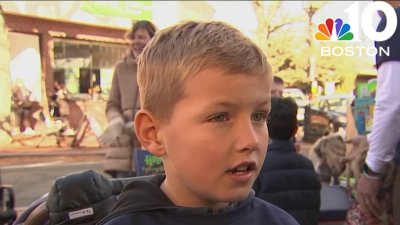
top-left (12, 170), bottom-right (153, 225)
top-left (0, 170), bottom-right (16, 225)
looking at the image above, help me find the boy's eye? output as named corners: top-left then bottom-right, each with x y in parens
top-left (252, 112), bottom-right (268, 122)
top-left (208, 113), bottom-right (229, 123)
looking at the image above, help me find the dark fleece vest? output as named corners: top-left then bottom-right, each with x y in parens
top-left (97, 175), bottom-right (299, 225)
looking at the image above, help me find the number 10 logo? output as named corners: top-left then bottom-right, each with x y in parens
top-left (346, 1), bottom-right (397, 41)
top-left (316, 1), bottom-right (397, 42)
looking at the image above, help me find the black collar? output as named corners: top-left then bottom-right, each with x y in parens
top-left (268, 140), bottom-right (296, 153)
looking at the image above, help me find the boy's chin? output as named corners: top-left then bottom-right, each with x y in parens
top-left (219, 187), bottom-right (252, 202)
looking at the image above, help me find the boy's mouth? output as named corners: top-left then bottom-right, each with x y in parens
top-left (227, 162), bottom-right (256, 175)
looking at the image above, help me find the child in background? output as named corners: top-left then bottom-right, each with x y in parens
top-left (254, 97), bottom-right (321, 225)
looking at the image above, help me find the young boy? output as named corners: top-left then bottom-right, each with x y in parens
top-left (98, 21), bottom-right (298, 225)
top-left (253, 97), bottom-right (321, 225)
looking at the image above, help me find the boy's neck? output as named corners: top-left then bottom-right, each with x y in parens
top-left (160, 178), bottom-right (230, 210)
top-left (270, 139), bottom-right (293, 143)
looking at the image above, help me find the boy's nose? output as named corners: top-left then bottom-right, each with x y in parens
top-left (235, 121), bottom-right (261, 152)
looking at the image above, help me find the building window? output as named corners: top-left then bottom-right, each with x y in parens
top-left (53, 38), bottom-right (126, 99)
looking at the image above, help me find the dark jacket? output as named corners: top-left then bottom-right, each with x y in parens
top-left (253, 140), bottom-right (321, 225)
top-left (375, 7), bottom-right (400, 68)
top-left (46, 170), bottom-right (118, 225)
top-left (97, 175), bottom-right (299, 225)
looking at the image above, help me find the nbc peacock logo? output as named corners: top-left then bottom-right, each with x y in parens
top-left (316, 2), bottom-right (396, 57)
top-left (315, 18), bottom-right (354, 41)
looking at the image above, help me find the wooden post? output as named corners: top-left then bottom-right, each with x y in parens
top-left (39, 32), bottom-right (53, 119)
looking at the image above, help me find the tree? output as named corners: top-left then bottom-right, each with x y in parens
top-left (252, 1), bottom-right (309, 87)
top-left (0, 4), bottom-right (13, 144)
top-left (252, 1), bottom-right (375, 93)
top-left (0, 5), bottom-right (11, 119)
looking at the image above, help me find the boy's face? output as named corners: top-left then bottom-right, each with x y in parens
top-left (158, 68), bottom-right (270, 208)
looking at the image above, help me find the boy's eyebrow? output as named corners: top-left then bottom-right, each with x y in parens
top-left (201, 99), bottom-right (271, 111)
top-left (201, 101), bottom-right (238, 111)
top-left (256, 99), bottom-right (271, 108)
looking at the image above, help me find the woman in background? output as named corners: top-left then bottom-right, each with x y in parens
top-left (100, 20), bottom-right (157, 178)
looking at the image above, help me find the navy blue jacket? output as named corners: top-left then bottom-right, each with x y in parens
top-left (253, 140), bottom-right (321, 225)
top-left (97, 175), bottom-right (299, 225)
top-left (375, 7), bottom-right (400, 68)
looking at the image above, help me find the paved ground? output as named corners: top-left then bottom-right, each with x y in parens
top-left (0, 146), bottom-right (108, 216)
top-left (2, 161), bottom-right (106, 207)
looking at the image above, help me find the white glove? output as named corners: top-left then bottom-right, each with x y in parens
top-left (99, 117), bottom-right (125, 147)
top-left (124, 121), bottom-right (135, 135)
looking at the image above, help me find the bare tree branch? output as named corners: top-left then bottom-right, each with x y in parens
top-left (269, 22), bottom-right (290, 35)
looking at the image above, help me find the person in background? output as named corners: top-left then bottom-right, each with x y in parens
top-left (271, 76), bottom-right (301, 151)
top-left (347, 1), bottom-right (400, 224)
top-left (52, 82), bottom-right (74, 136)
top-left (100, 20), bottom-right (157, 178)
top-left (253, 97), bottom-right (321, 225)
top-left (11, 79), bottom-right (35, 135)
top-left (271, 76), bottom-right (284, 97)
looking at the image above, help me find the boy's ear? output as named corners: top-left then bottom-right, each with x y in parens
top-left (134, 109), bottom-right (165, 157)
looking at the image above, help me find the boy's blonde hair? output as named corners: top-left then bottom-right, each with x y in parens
top-left (138, 21), bottom-right (271, 121)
